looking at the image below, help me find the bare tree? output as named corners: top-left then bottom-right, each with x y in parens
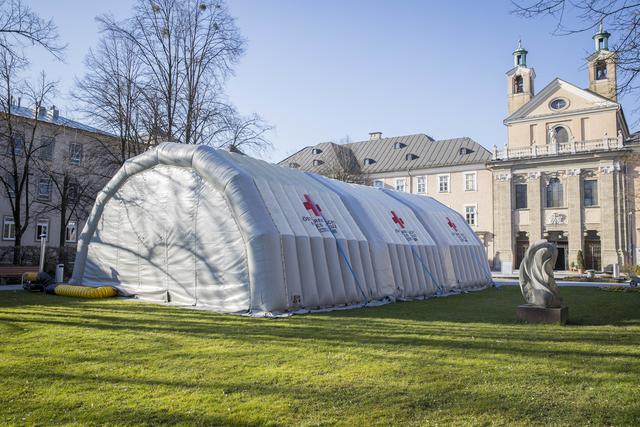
top-left (96, 0), bottom-right (245, 144)
top-left (513, 0), bottom-right (640, 96)
top-left (73, 29), bottom-right (146, 165)
top-left (318, 138), bottom-right (369, 185)
top-left (211, 106), bottom-right (273, 154)
top-left (0, 0), bottom-right (66, 60)
top-left (33, 136), bottom-right (116, 264)
top-left (0, 52), bottom-right (57, 262)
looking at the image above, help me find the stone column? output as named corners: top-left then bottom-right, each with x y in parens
top-left (599, 167), bottom-right (619, 267)
top-left (493, 171), bottom-right (513, 271)
top-left (567, 169), bottom-right (583, 265)
top-left (528, 172), bottom-right (543, 242)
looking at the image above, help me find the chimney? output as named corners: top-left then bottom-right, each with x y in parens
top-left (51, 105), bottom-right (59, 119)
top-left (369, 131), bottom-right (382, 141)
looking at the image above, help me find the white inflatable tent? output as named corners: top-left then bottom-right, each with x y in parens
top-left (71, 142), bottom-right (491, 315)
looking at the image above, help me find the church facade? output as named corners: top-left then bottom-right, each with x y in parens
top-left (280, 24), bottom-right (639, 272)
top-left (490, 25), bottom-right (638, 272)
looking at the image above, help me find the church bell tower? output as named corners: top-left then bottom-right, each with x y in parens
top-left (587, 22), bottom-right (617, 101)
top-left (507, 40), bottom-right (536, 115)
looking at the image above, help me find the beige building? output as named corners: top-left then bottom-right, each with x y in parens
top-left (490, 25), bottom-right (637, 272)
top-left (279, 133), bottom-right (495, 261)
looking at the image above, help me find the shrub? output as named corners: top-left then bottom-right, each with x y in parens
top-left (576, 250), bottom-right (585, 271)
top-left (623, 264), bottom-right (640, 276)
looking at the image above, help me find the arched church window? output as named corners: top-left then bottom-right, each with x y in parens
top-left (545, 177), bottom-right (564, 208)
top-left (553, 126), bottom-right (569, 144)
top-left (595, 61), bottom-right (607, 80)
top-left (513, 75), bottom-right (524, 94)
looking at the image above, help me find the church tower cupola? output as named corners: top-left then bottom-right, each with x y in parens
top-left (513, 39), bottom-right (528, 67)
top-left (593, 21), bottom-right (611, 51)
top-left (507, 40), bottom-right (535, 115)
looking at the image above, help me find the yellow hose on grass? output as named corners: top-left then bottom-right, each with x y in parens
top-left (54, 284), bottom-right (118, 299)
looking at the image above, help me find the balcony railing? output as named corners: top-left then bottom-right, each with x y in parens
top-left (492, 136), bottom-right (625, 161)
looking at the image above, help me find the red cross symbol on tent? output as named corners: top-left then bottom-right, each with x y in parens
top-left (303, 194), bottom-right (322, 216)
top-left (391, 211), bottom-right (405, 229)
top-left (446, 217), bottom-right (458, 232)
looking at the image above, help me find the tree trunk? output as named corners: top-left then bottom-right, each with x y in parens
top-left (57, 178), bottom-right (68, 265)
top-left (12, 233), bottom-right (21, 265)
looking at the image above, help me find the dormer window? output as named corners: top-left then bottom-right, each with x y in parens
top-left (393, 142), bottom-right (406, 149)
top-left (513, 75), bottom-right (524, 94)
top-left (459, 147), bottom-right (474, 155)
top-left (363, 158), bottom-right (376, 165)
top-left (312, 159), bottom-right (324, 166)
top-left (288, 162), bottom-right (300, 169)
top-left (405, 153), bottom-right (418, 161)
top-left (595, 60), bottom-right (607, 80)
top-left (311, 148), bottom-right (322, 155)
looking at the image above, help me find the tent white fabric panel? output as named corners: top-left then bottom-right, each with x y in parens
top-left (383, 190), bottom-right (492, 291)
top-left (72, 142), bottom-right (492, 316)
top-left (308, 174), bottom-right (446, 298)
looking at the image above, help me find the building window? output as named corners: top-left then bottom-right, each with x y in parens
top-left (549, 98), bottom-right (568, 110)
top-left (5, 174), bottom-right (15, 197)
top-left (515, 183), bottom-right (528, 209)
top-left (288, 162), bottom-right (299, 169)
top-left (39, 136), bottom-right (55, 161)
top-left (311, 148), bottom-right (322, 155)
top-left (68, 182), bottom-right (79, 202)
top-left (416, 176), bottom-right (426, 193)
top-left (464, 172), bottom-right (477, 191)
top-left (393, 142), bottom-right (406, 149)
top-left (438, 174), bottom-right (450, 193)
top-left (373, 180), bottom-right (384, 188)
top-left (65, 221), bottom-right (78, 242)
top-left (312, 159), bottom-right (323, 166)
top-left (363, 158), bottom-right (376, 165)
top-left (595, 61), bottom-right (607, 80)
top-left (583, 179), bottom-right (598, 207)
top-left (35, 218), bottom-right (49, 241)
top-left (395, 179), bottom-right (406, 192)
top-left (2, 216), bottom-right (15, 240)
top-left (69, 143), bottom-right (83, 165)
top-left (545, 177), bottom-right (564, 208)
top-left (513, 75), bottom-right (524, 93)
top-left (465, 205), bottom-right (477, 226)
top-left (552, 126), bottom-right (569, 144)
top-left (7, 132), bottom-right (24, 156)
top-left (37, 177), bottom-right (51, 201)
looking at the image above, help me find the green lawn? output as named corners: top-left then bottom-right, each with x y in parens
top-left (1, 287), bottom-right (639, 426)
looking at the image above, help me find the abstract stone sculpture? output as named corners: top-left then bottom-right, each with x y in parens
top-left (518, 239), bottom-right (562, 308)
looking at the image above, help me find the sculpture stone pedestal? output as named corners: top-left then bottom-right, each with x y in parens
top-left (517, 304), bottom-right (568, 325)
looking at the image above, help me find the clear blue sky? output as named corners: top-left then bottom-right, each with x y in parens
top-left (27, 0), bottom-right (639, 162)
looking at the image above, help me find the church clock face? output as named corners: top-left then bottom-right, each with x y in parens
top-left (549, 98), bottom-right (568, 110)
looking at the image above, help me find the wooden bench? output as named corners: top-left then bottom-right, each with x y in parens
top-left (0, 265), bottom-right (39, 284)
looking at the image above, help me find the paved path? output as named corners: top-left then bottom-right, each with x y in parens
top-left (493, 278), bottom-right (628, 288)
top-left (0, 285), bottom-right (23, 291)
